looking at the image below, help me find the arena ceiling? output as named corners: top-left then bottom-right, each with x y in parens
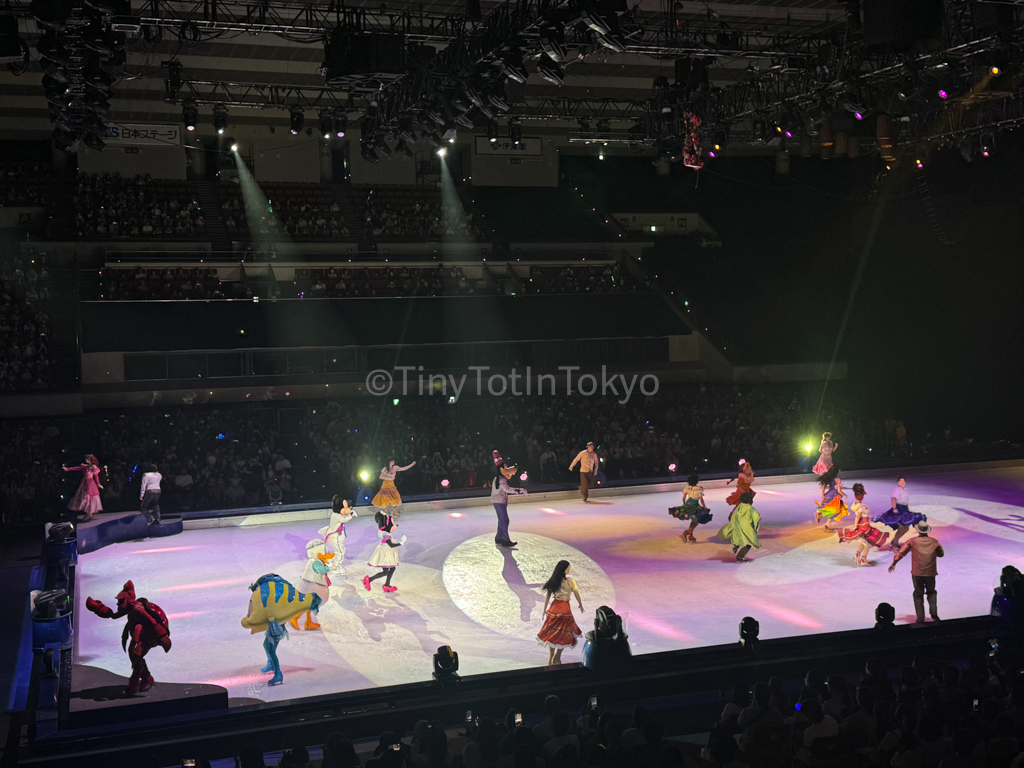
top-left (0, 0), bottom-right (1022, 157)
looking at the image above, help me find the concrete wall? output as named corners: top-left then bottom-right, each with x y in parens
top-left (250, 139), bottom-right (322, 184)
top-left (79, 144), bottom-right (187, 180)
top-left (470, 138), bottom-right (559, 187)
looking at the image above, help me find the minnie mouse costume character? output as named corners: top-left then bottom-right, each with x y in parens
top-left (85, 580), bottom-right (171, 695)
top-left (492, 450), bottom-right (528, 548)
top-left (362, 512), bottom-right (407, 593)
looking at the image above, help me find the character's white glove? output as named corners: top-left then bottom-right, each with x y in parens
top-left (399, 535), bottom-right (408, 545)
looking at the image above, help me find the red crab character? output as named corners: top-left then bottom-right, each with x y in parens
top-left (85, 580), bottom-right (171, 695)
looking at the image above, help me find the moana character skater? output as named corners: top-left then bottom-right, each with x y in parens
top-left (85, 580), bottom-right (171, 695)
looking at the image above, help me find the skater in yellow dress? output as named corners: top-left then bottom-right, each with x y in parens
top-left (669, 474), bottom-right (712, 543)
top-left (716, 492), bottom-right (761, 563)
top-left (372, 459), bottom-right (416, 513)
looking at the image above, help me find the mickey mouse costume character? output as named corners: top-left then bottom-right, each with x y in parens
top-left (492, 450), bottom-right (528, 548)
top-left (85, 580), bottom-right (171, 695)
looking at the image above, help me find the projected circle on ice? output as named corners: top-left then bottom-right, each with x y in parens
top-left (442, 533), bottom-right (616, 641)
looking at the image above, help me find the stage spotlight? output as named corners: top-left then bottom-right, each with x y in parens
top-left (182, 99), bottom-right (197, 131)
top-left (487, 121), bottom-right (497, 143)
top-left (335, 116), bottom-right (347, 137)
top-left (582, 606), bottom-right (632, 672)
top-left (538, 61), bottom-right (564, 85)
top-left (804, 442), bottom-right (813, 453)
top-left (539, 25), bottom-right (566, 62)
top-left (937, 88), bottom-right (948, 99)
top-left (874, 602), bottom-right (895, 629)
top-left (358, 469), bottom-right (371, 482)
top-left (318, 110), bottom-right (333, 138)
top-left (440, 477), bottom-right (450, 487)
top-left (213, 104), bottom-right (227, 134)
top-left (519, 472), bottom-right (528, 482)
top-left (229, 140), bottom-right (238, 152)
top-left (499, 52), bottom-right (528, 83)
top-left (436, 146), bottom-right (447, 158)
top-left (509, 122), bottom-right (521, 146)
top-left (289, 106), bottom-right (305, 135)
top-left (432, 645), bottom-right (459, 681)
top-left (668, 463), bottom-right (676, 473)
top-left (739, 616), bottom-right (759, 648)
top-left (395, 140), bottom-right (414, 159)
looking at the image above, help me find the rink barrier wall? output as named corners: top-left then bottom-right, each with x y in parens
top-left (181, 458), bottom-right (1024, 530)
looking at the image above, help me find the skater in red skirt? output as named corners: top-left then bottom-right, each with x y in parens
top-left (537, 560), bottom-right (584, 666)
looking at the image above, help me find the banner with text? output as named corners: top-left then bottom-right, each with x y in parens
top-left (105, 124), bottom-right (183, 146)
top-left (474, 136), bottom-right (543, 156)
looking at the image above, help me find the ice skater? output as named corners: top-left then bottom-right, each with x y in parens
top-left (716, 492), bottom-right (761, 563)
top-left (318, 494), bottom-right (356, 575)
top-left (139, 463), bottom-right (162, 525)
top-left (372, 459), bottom-right (416, 515)
top-left (569, 442), bottom-right (600, 502)
top-left (491, 450), bottom-right (527, 548)
top-left (814, 465), bottom-right (849, 530)
top-left (837, 483), bottom-right (889, 566)
top-left (669, 474), bottom-right (712, 543)
top-left (888, 521), bottom-right (944, 624)
top-left (362, 512), bottom-right (407, 593)
top-left (241, 574), bottom-right (322, 686)
top-left (292, 538), bottom-right (333, 630)
top-left (537, 560), bottom-right (584, 666)
top-left (725, 459), bottom-right (755, 512)
top-left (63, 454), bottom-right (103, 522)
top-left (812, 432), bottom-right (838, 475)
top-left (874, 475), bottom-right (925, 551)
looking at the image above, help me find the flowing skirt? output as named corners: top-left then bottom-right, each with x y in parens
top-left (816, 494), bottom-right (849, 522)
top-left (537, 600), bottom-right (582, 649)
top-left (668, 498), bottom-right (713, 525)
top-left (874, 504), bottom-right (924, 530)
top-left (372, 479), bottom-right (402, 507)
top-left (69, 485), bottom-right (102, 516)
top-left (725, 486), bottom-right (755, 507)
top-left (717, 504), bottom-right (761, 550)
top-left (368, 543), bottom-right (400, 568)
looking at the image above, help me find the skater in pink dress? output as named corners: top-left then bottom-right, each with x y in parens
top-left (64, 454), bottom-right (103, 521)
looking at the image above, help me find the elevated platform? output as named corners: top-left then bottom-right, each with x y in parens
top-left (76, 513), bottom-right (182, 555)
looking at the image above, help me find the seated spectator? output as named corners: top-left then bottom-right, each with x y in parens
top-left (541, 712), bottom-right (579, 764)
top-left (737, 682), bottom-right (784, 753)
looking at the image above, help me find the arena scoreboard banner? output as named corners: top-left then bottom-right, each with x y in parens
top-left (474, 136), bottom-right (543, 156)
top-left (104, 123), bottom-right (183, 145)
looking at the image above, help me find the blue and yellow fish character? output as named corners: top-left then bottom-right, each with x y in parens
top-left (241, 574), bottom-right (322, 686)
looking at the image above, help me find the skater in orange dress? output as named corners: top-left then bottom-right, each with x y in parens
top-left (537, 560), bottom-right (584, 666)
top-left (725, 459), bottom-right (755, 510)
top-left (372, 459), bottom-right (416, 513)
top-left (814, 465), bottom-right (849, 530)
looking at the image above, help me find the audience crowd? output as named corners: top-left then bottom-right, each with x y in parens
top-left (0, 161), bottom-right (51, 206)
top-left (361, 188), bottom-right (483, 241)
top-left (221, 184), bottom-right (351, 241)
top-left (294, 265), bottom-right (478, 298)
top-left (300, 384), bottom-right (873, 494)
top-left (134, 636), bottom-right (1024, 768)
top-left (73, 173), bottom-right (206, 239)
top-left (100, 266), bottom-right (227, 300)
top-left (525, 265), bottom-right (645, 295)
top-left (0, 250), bottom-right (52, 390)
